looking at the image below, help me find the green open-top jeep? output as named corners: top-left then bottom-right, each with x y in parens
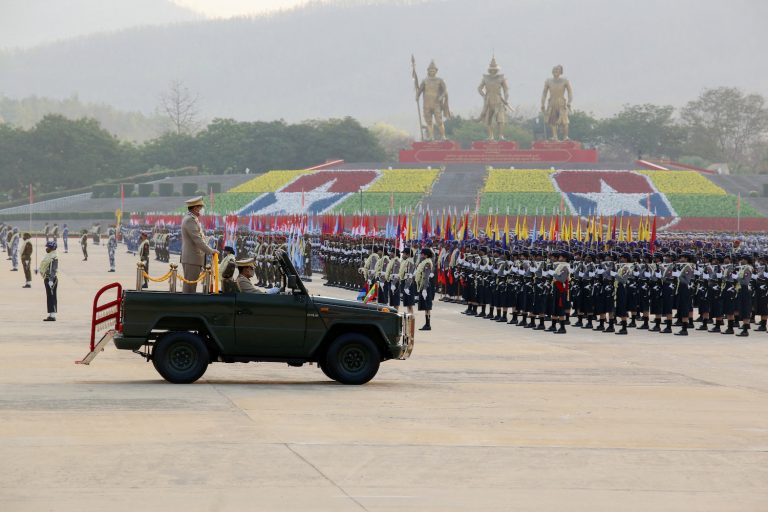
top-left (78, 251), bottom-right (415, 384)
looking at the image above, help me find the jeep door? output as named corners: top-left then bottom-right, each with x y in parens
top-left (233, 292), bottom-right (307, 357)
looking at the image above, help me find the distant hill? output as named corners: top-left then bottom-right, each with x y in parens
top-left (0, 95), bottom-right (167, 142)
top-left (0, 0), bottom-right (766, 134)
top-left (0, 0), bottom-right (200, 50)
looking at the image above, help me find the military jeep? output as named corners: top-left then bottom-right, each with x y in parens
top-left (78, 251), bottom-right (414, 385)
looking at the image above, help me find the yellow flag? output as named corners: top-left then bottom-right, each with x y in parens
top-left (576, 216), bottom-right (582, 242)
top-left (626, 219), bottom-right (633, 242)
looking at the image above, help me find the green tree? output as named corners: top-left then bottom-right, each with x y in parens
top-left (681, 87), bottom-right (768, 172)
top-left (598, 104), bottom-right (685, 159)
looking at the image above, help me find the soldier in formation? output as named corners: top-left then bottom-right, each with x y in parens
top-left (21, 233), bottom-right (33, 288)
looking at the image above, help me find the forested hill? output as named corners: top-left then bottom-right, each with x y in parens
top-left (0, 0), bottom-right (766, 131)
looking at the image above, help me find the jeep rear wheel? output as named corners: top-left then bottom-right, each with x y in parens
top-left (324, 333), bottom-right (380, 385)
top-left (152, 332), bottom-right (209, 384)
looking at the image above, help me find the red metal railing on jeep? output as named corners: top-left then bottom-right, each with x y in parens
top-left (90, 283), bottom-right (123, 351)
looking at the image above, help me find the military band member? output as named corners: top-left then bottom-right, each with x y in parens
top-left (21, 233), bottom-right (33, 288)
top-left (40, 240), bottom-right (59, 321)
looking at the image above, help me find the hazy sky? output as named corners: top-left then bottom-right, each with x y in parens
top-left (172, 0), bottom-right (337, 17)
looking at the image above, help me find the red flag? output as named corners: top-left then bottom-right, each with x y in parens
top-left (649, 215), bottom-right (657, 254)
top-left (611, 216), bottom-right (617, 240)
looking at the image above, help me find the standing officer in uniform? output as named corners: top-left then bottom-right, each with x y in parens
top-left (40, 240), bottom-right (59, 321)
top-left (9, 227), bottom-right (20, 271)
top-left (416, 247), bottom-right (435, 331)
top-left (107, 228), bottom-right (117, 272)
top-left (138, 231), bottom-right (150, 288)
top-left (21, 232), bottom-right (33, 288)
top-left (181, 196), bottom-right (217, 293)
top-left (62, 224), bottom-right (69, 253)
top-left (80, 229), bottom-right (88, 261)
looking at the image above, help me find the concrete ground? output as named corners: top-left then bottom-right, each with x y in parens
top-left (1, 243), bottom-right (767, 512)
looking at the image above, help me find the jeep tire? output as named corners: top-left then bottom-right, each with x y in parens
top-left (324, 333), bottom-right (380, 385)
top-left (152, 332), bottom-right (209, 384)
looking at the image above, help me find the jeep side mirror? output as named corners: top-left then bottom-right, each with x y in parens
top-left (287, 275), bottom-right (298, 289)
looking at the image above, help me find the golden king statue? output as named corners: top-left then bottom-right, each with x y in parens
top-left (416, 60), bottom-right (451, 141)
top-left (541, 64), bottom-right (573, 141)
top-left (477, 57), bottom-right (509, 141)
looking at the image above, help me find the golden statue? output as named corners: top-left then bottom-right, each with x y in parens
top-left (416, 60), bottom-right (451, 141)
top-left (541, 64), bottom-right (573, 141)
top-left (477, 57), bottom-right (509, 141)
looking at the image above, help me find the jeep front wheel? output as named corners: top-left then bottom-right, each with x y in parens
top-left (152, 332), bottom-right (209, 384)
top-left (324, 333), bottom-right (380, 385)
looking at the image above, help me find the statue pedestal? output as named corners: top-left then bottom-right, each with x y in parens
top-left (399, 140), bottom-right (597, 164)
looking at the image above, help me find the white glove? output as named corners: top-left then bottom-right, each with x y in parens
top-left (404, 288), bottom-right (410, 295)
top-left (694, 270), bottom-right (701, 276)
top-left (716, 272), bottom-right (723, 278)
top-left (644, 272), bottom-right (650, 278)
top-left (633, 271), bottom-right (639, 277)
top-left (655, 272), bottom-right (662, 278)
top-left (703, 273), bottom-right (710, 279)
top-left (578, 272), bottom-right (584, 278)
top-left (596, 269), bottom-right (604, 275)
top-left (672, 271), bottom-right (681, 277)
top-left (589, 272), bottom-right (595, 278)
top-left (421, 289), bottom-right (427, 299)
top-left (610, 271), bottom-right (617, 277)
top-left (48, 280), bottom-right (54, 288)
top-left (731, 273), bottom-right (738, 280)
top-left (391, 284), bottom-right (396, 292)
top-left (429, 273), bottom-right (434, 278)
top-left (764, 272), bottom-right (768, 278)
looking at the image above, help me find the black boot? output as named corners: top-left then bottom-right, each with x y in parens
top-left (709, 320), bottom-right (722, 333)
top-left (616, 320), bottom-right (628, 335)
top-left (564, 316), bottom-right (571, 325)
top-left (650, 319), bottom-right (661, 332)
top-left (461, 305), bottom-right (472, 315)
top-left (593, 319), bottom-right (605, 332)
top-left (675, 325), bottom-right (688, 336)
top-left (604, 320), bottom-right (615, 333)
top-left (534, 318), bottom-right (546, 330)
top-left (661, 320), bottom-right (672, 334)
top-left (584, 318), bottom-right (594, 329)
top-left (546, 321), bottom-right (557, 332)
top-left (509, 313), bottom-right (518, 325)
top-left (497, 313), bottom-right (507, 323)
top-left (696, 320), bottom-right (709, 331)
top-left (525, 317), bottom-right (536, 328)
top-left (628, 318), bottom-right (637, 328)
top-left (573, 316), bottom-right (583, 328)
top-left (757, 320), bottom-right (767, 332)
top-left (556, 321), bottom-right (567, 334)
top-left (736, 324), bottom-right (749, 337)
top-left (723, 320), bottom-right (735, 335)
top-left (638, 318), bottom-right (649, 330)
top-left (419, 318), bottom-right (431, 331)
top-left (479, 306), bottom-right (486, 318)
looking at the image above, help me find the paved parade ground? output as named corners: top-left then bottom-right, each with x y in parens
top-left (1, 243), bottom-right (768, 512)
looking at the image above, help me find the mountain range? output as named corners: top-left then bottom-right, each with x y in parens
top-left (0, 0), bottom-right (766, 134)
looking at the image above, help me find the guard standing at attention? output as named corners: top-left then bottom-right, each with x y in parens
top-left (40, 240), bottom-right (59, 321)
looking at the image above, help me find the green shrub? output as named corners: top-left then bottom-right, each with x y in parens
top-left (158, 183), bottom-right (174, 197)
top-left (101, 184), bottom-right (119, 198)
top-left (749, 190), bottom-right (759, 197)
